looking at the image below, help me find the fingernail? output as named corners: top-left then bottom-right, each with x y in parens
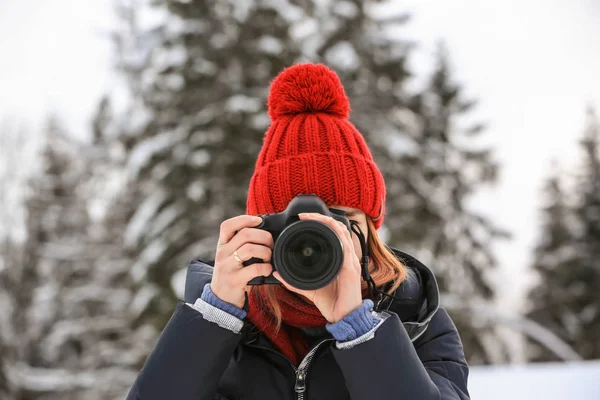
top-left (253, 216), bottom-right (262, 223)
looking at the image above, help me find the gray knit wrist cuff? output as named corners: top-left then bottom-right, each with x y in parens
top-left (186, 298), bottom-right (245, 334)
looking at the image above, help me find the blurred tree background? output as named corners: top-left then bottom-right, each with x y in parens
top-left (527, 108), bottom-right (600, 362)
top-left (0, 0), bottom-right (598, 398)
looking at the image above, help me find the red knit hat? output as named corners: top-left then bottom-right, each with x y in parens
top-left (246, 63), bottom-right (386, 229)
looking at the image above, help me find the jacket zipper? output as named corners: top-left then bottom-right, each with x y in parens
top-left (294, 339), bottom-right (334, 400)
top-left (247, 338), bottom-right (334, 400)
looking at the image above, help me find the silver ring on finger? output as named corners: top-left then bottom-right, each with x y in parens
top-left (233, 250), bottom-right (243, 264)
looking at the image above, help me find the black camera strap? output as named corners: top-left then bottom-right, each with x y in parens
top-left (350, 221), bottom-right (379, 303)
top-left (351, 221), bottom-right (412, 312)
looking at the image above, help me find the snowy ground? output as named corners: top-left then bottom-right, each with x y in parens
top-left (469, 360), bottom-right (600, 399)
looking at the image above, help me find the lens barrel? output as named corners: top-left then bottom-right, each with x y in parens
top-left (273, 220), bottom-right (343, 290)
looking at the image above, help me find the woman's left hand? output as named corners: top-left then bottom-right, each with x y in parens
top-left (273, 212), bottom-right (363, 323)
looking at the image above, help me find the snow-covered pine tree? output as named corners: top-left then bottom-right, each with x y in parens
top-left (402, 47), bottom-right (508, 364)
top-left (0, 117), bottom-right (93, 399)
top-left (112, 0), bottom-right (304, 327)
top-left (79, 99), bottom-right (159, 396)
top-left (0, 116), bottom-right (151, 399)
top-left (526, 167), bottom-right (577, 362)
top-left (570, 108), bottom-right (600, 359)
top-left (527, 108), bottom-right (600, 361)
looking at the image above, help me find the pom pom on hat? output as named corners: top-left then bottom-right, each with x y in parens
top-left (267, 63), bottom-right (350, 120)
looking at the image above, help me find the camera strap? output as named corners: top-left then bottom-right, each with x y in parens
top-left (351, 221), bottom-right (415, 312)
top-left (350, 221), bottom-right (379, 304)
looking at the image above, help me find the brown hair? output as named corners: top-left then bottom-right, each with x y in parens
top-left (250, 217), bottom-right (406, 331)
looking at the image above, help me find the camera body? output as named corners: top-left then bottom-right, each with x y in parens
top-left (246, 194), bottom-right (351, 290)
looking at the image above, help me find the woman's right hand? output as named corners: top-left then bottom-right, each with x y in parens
top-left (211, 215), bottom-right (274, 308)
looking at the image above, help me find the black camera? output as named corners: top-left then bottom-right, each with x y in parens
top-left (245, 194), bottom-right (351, 290)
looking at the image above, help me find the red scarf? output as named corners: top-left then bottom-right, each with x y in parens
top-left (247, 286), bottom-right (328, 366)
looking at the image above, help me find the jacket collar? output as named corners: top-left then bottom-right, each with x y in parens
top-left (385, 248), bottom-right (440, 341)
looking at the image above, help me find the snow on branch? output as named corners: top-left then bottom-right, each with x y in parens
top-left (5, 362), bottom-right (137, 393)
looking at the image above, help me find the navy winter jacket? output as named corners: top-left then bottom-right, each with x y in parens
top-left (126, 249), bottom-right (470, 399)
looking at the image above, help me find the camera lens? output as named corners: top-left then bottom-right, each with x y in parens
top-left (273, 220), bottom-right (343, 290)
top-left (285, 231), bottom-right (331, 280)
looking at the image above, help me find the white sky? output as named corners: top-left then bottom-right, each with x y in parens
top-left (1, 0), bottom-right (599, 309)
top-left (0, 1), bottom-right (113, 134)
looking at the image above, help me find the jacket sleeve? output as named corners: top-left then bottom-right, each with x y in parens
top-left (331, 308), bottom-right (470, 400)
top-left (126, 301), bottom-right (243, 400)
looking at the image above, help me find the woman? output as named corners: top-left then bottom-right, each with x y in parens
top-left (127, 63), bottom-right (470, 400)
